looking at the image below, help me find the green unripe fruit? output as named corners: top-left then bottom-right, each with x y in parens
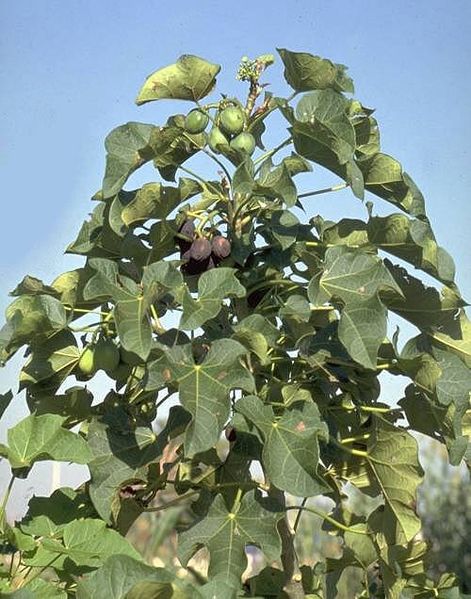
top-left (78, 346), bottom-right (96, 376)
top-left (94, 339), bottom-right (120, 372)
top-left (230, 132), bottom-right (256, 155)
top-left (208, 127), bottom-right (229, 154)
top-left (219, 106), bottom-right (245, 135)
top-left (184, 109), bottom-right (209, 134)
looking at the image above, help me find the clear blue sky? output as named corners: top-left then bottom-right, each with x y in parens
top-left (1, 0), bottom-right (470, 515)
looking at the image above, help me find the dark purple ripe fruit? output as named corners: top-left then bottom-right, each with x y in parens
top-left (175, 219), bottom-right (195, 253)
top-left (179, 219), bottom-right (195, 241)
top-left (211, 236), bottom-right (231, 259)
top-left (190, 237), bottom-right (211, 261)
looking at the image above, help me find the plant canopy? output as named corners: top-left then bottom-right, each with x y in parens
top-left (0, 49), bottom-right (470, 598)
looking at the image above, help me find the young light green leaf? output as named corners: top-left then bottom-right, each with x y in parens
top-left (3, 414), bottom-right (92, 469)
top-left (41, 518), bottom-right (141, 568)
top-left (236, 395), bottom-right (329, 496)
top-left (136, 55), bottom-right (221, 104)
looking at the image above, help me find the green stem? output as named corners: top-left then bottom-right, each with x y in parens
top-left (330, 436), bottom-right (368, 457)
top-left (286, 505), bottom-right (369, 535)
top-left (293, 497), bottom-right (308, 533)
top-left (155, 391), bottom-right (173, 411)
top-left (247, 278), bottom-right (297, 296)
top-left (253, 137), bottom-right (292, 172)
top-left (150, 305), bottom-right (166, 335)
top-left (65, 307), bottom-right (109, 317)
top-left (18, 555), bottom-right (60, 588)
top-left (341, 433), bottom-right (371, 444)
top-left (144, 489), bottom-right (200, 512)
top-left (299, 182), bottom-right (348, 199)
top-left (0, 475), bottom-right (15, 526)
top-left (181, 131), bottom-right (232, 182)
top-left (231, 488), bottom-right (244, 514)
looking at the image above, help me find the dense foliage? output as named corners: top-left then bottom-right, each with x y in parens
top-left (0, 48), bottom-right (470, 598)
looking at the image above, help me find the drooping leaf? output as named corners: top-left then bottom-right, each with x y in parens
top-left (254, 163), bottom-right (297, 207)
top-left (386, 263), bottom-right (464, 330)
top-left (338, 295), bottom-right (388, 370)
top-left (432, 310), bottom-right (471, 368)
top-left (178, 490), bottom-right (282, 588)
top-left (160, 339), bottom-right (254, 455)
top-left (87, 405), bottom-right (190, 523)
top-left (20, 487), bottom-right (96, 538)
top-left (19, 330), bottom-right (80, 390)
top-left (236, 395), bottom-right (329, 496)
top-left (1, 414), bottom-right (92, 469)
top-left (136, 55), bottom-right (220, 104)
top-left (115, 178), bottom-right (201, 233)
top-left (148, 119), bottom-right (206, 182)
top-left (2, 294), bottom-right (67, 356)
top-left (277, 48), bottom-right (354, 93)
top-left (368, 213), bottom-right (455, 285)
top-left (359, 154), bottom-right (426, 217)
top-left (364, 418), bottom-right (424, 544)
top-left (0, 391), bottom-right (13, 420)
top-left (102, 122), bottom-right (156, 199)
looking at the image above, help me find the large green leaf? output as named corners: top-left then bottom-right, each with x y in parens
top-left (102, 122), bottom-right (156, 199)
top-left (19, 330), bottom-right (80, 390)
top-left (386, 263), bottom-right (464, 330)
top-left (87, 406), bottom-right (189, 523)
top-left (2, 294), bottom-right (67, 356)
top-left (277, 48), bottom-right (354, 93)
top-left (136, 55), bottom-right (220, 104)
top-left (148, 118), bottom-right (206, 181)
top-left (368, 213), bottom-right (455, 285)
top-left (432, 310), bottom-right (471, 368)
top-left (338, 295), bottom-right (388, 370)
top-left (161, 339), bottom-right (254, 455)
top-left (359, 154), bottom-right (426, 217)
top-left (20, 487), bottom-right (96, 538)
top-left (178, 490), bottom-right (282, 588)
top-left (76, 555), bottom-right (184, 599)
top-left (296, 90), bottom-right (355, 153)
top-left (236, 395), bottom-right (329, 496)
top-left (84, 259), bottom-right (183, 360)
top-left (115, 178), bottom-right (201, 233)
top-left (180, 268), bottom-right (246, 330)
top-left (365, 418), bottom-right (423, 544)
top-left (41, 518), bottom-right (140, 568)
top-left (254, 163), bottom-right (297, 207)
top-left (309, 246), bottom-right (402, 306)
top-left (1, 414), bottom-right (92, 469)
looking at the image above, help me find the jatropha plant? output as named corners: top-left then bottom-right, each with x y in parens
top-left (0, 49), bottom-right (470, 598)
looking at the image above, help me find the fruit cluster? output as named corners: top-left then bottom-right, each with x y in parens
top-left (77, 337), bottom-right (120, 377)
top-left (184, 104), bottom-right (255, 156)
top-left (175, 219), bottom-right (231, 275)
